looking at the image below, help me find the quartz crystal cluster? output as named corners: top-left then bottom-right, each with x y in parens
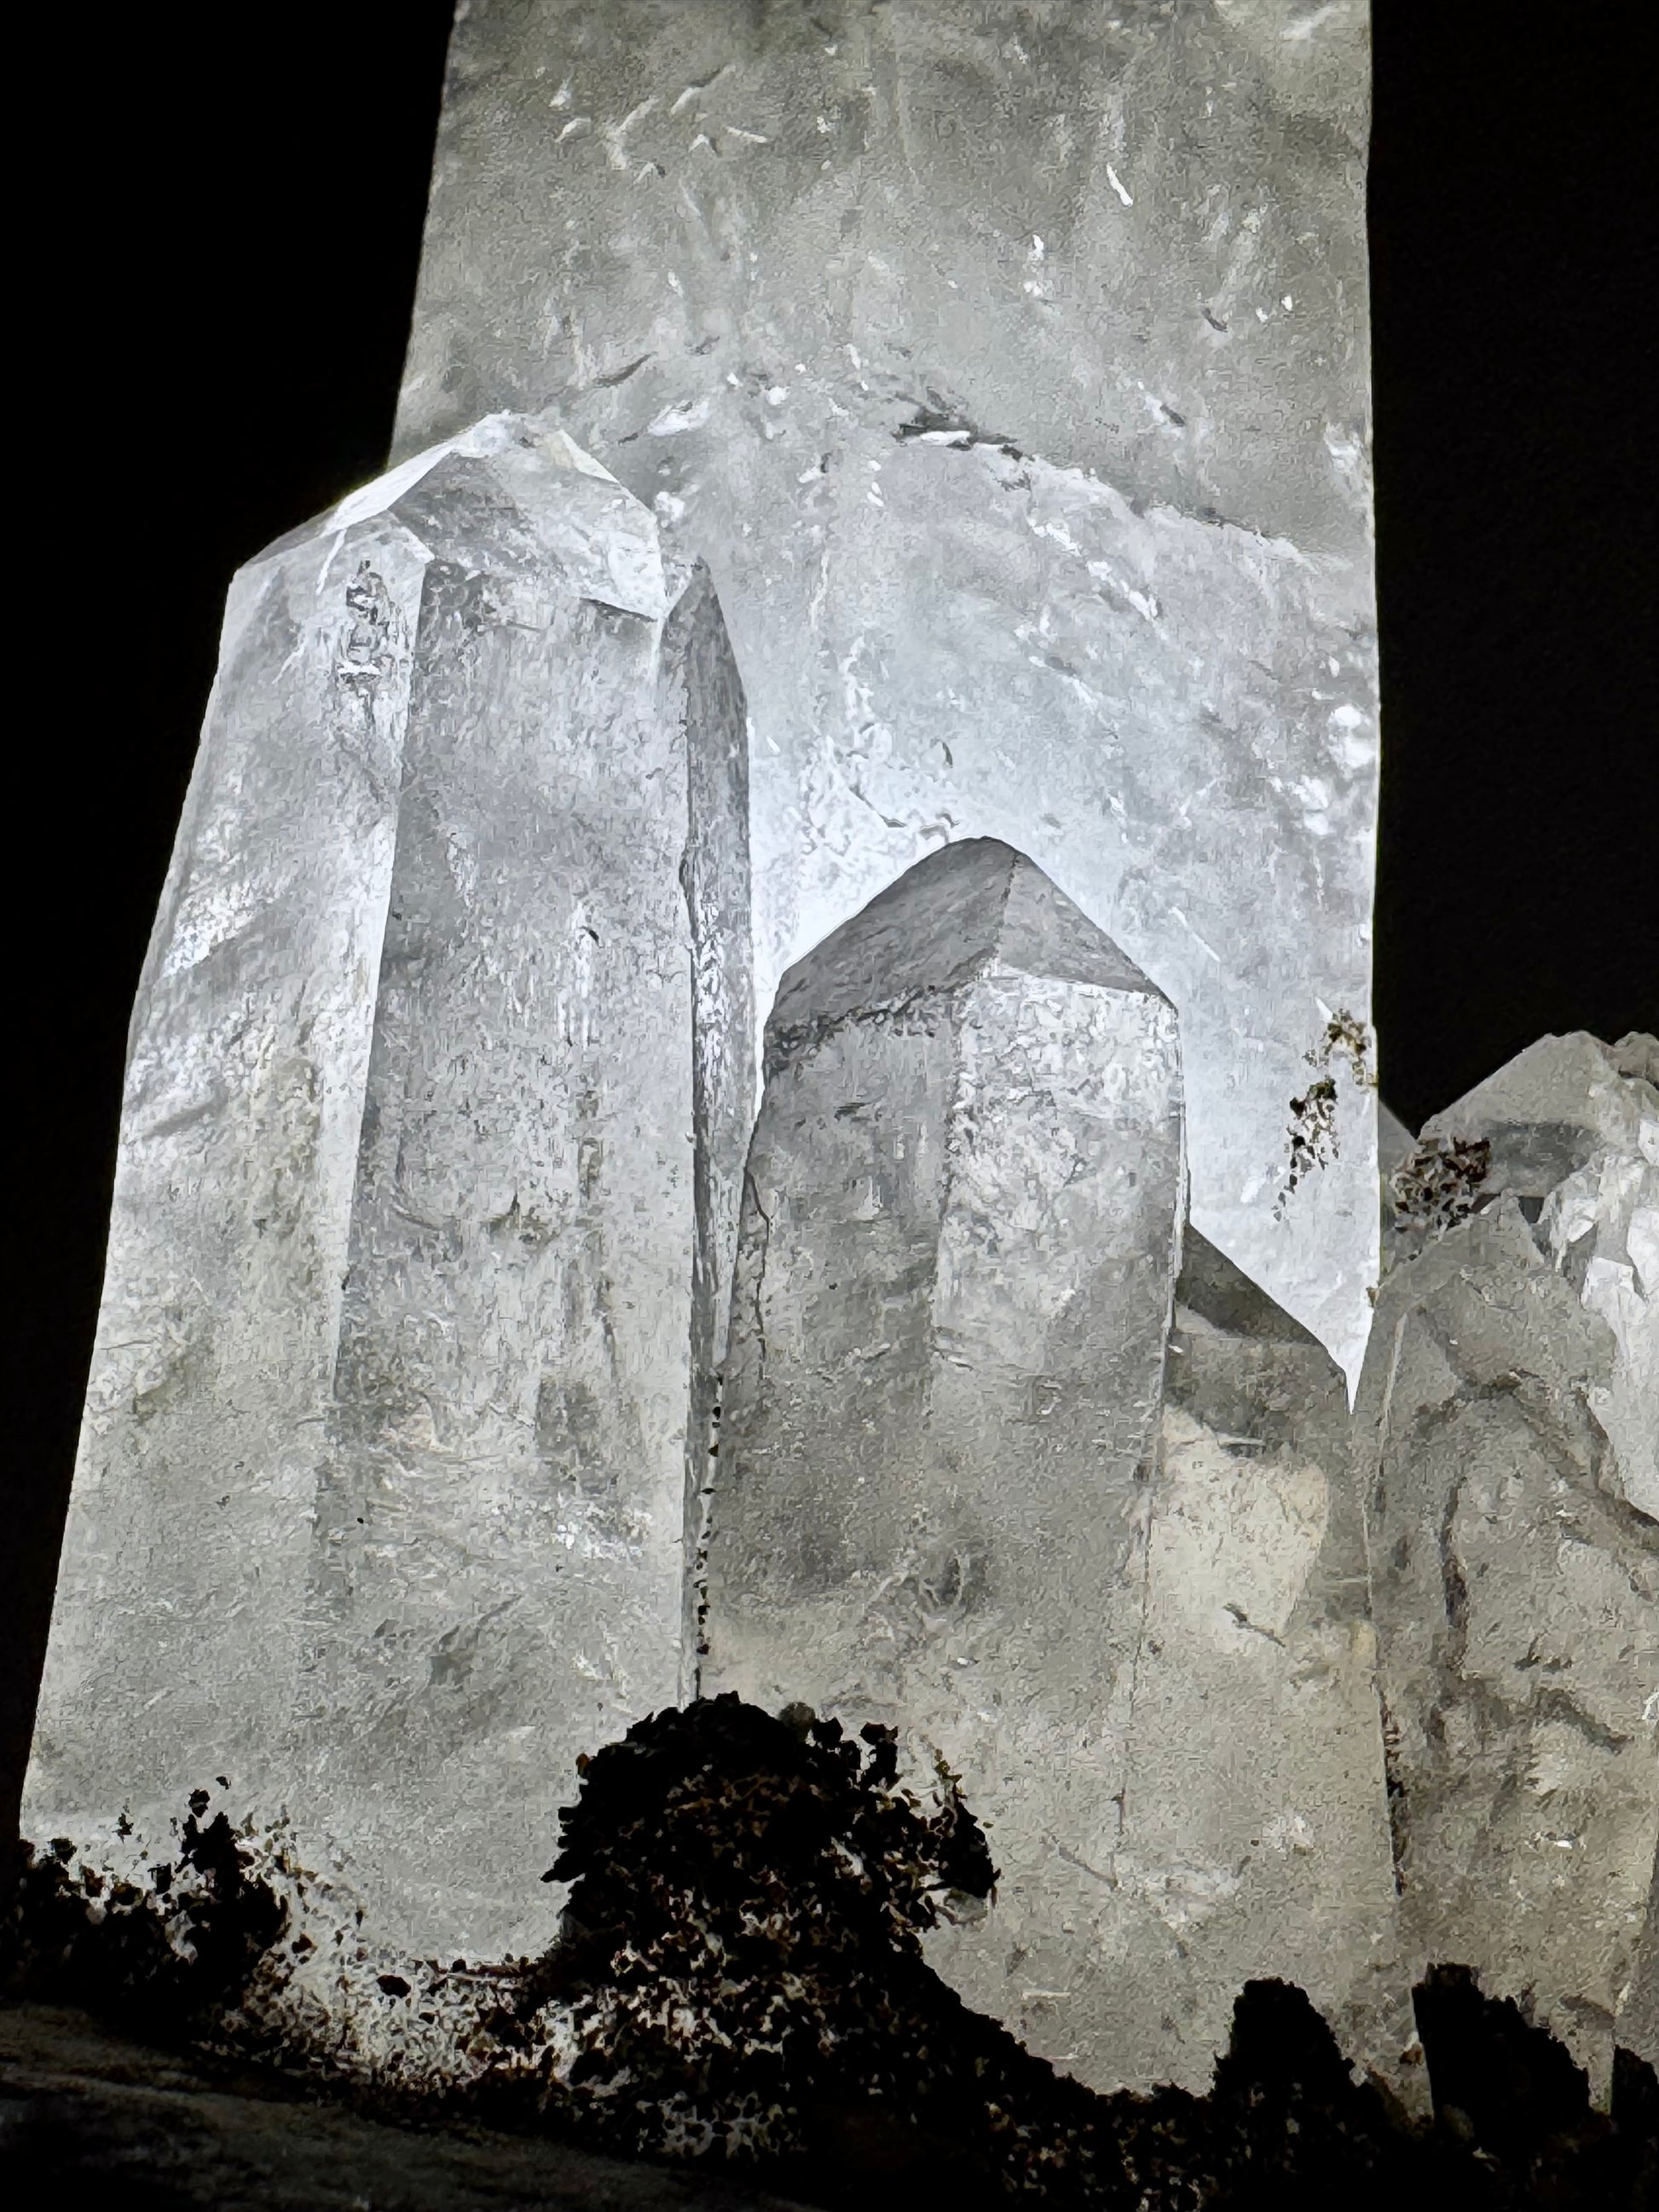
top-left (23, 394), bottom-right (1657, 2116)
top-left (701, 841), bottom-right (1411, 2099)
top-left (21, 0), bottom-right (1659, 2135)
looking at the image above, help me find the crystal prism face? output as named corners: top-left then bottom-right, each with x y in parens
top-left (25, 421), bottom-right (754, 1961)
top-left (393, 0), bottom-right (1380, 1382)
top-left (1359, 1036), bottom-right (1659, 2100)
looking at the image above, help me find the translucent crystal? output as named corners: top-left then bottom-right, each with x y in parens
top-left (1359, 1037), bottom-right (1659, 2101)
top-left (701, 839), bottom-right (1188, 2088)
top-left (393, 0), bottom-right (1381, 1382)
top-left (26, 418), bottom-right (754, 1960)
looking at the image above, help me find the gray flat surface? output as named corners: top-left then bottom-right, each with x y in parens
top-left (0, 2005), bottom-right (810, 2211)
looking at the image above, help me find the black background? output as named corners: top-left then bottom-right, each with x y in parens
top-left (5, 3), bottom-right (1655, 1839)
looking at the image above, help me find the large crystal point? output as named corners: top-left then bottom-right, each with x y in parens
top-left (700, 838), bottom-right (1188, 2090)
top-left (26, 416), bottom-right (753, 1960)
top-left (392, 1), bottom-right (1382, 1383)
top-left (1358, 1032), bottom-right (1659, 2101)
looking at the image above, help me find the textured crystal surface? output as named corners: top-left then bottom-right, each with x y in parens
top-left (1411, 1031), bottom-right (1659, 1517)
top-left (702, 840), bottom-right (1183, 2089)
top-left (1359, 1040), bottom-right (1659, 2099)
top-left (391, 0), bottom-right (1380, 1382)
top-left (26, 418), bottom-right (754, 1960)
top-left (1122, 1232), bottom-right (1413, 2098)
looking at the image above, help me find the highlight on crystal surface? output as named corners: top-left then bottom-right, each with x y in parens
top-left (25, 415), bottom-right (754, 1962)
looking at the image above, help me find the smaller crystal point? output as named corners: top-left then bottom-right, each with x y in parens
top-left (1411, 1030), bottom-right (1659, 1516)
top-left (708, 841), bottom-right (1191, 2092)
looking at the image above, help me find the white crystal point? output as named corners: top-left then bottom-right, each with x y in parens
top-left (26, 415), bottom-right (753, 1964)
top-left (1415, 1030), bottom-right (1659, 1518)
top-left (703, 840), bottom-right (1188, 2096)
top-left (768, 836), bottom-right (1164, 1054)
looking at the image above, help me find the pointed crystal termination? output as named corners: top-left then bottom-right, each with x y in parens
top-left (1133, 1233), bottom-right (1416, 2104)
top-left (699, 838), bottom-right (1188, 2091)
top-left (25, 416), bottom-right (754, 1961)
top-left (1360, 1032), bottom-right (1659, 2104)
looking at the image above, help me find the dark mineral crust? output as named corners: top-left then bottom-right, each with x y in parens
top-left (7, 1697), bottom-right (1656, 2209)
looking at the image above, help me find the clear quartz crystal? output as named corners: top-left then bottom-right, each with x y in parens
top-left (702, 840), bottom-right (1189, 2091)
top-left (26, 417), bottom-right (754, 1962)
top-left (702, 839), bottom-right (1413, 2098)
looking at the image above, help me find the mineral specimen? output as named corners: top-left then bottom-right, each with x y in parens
top-left (1358, 1036), bottom-right (1659, 2100)
top-left (391, 0), bottom-right (1381, 1382)
top-left (25, 415), bottom-right (754, 1961)
top-left (702, 840), bottom-right (1422, 2097)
